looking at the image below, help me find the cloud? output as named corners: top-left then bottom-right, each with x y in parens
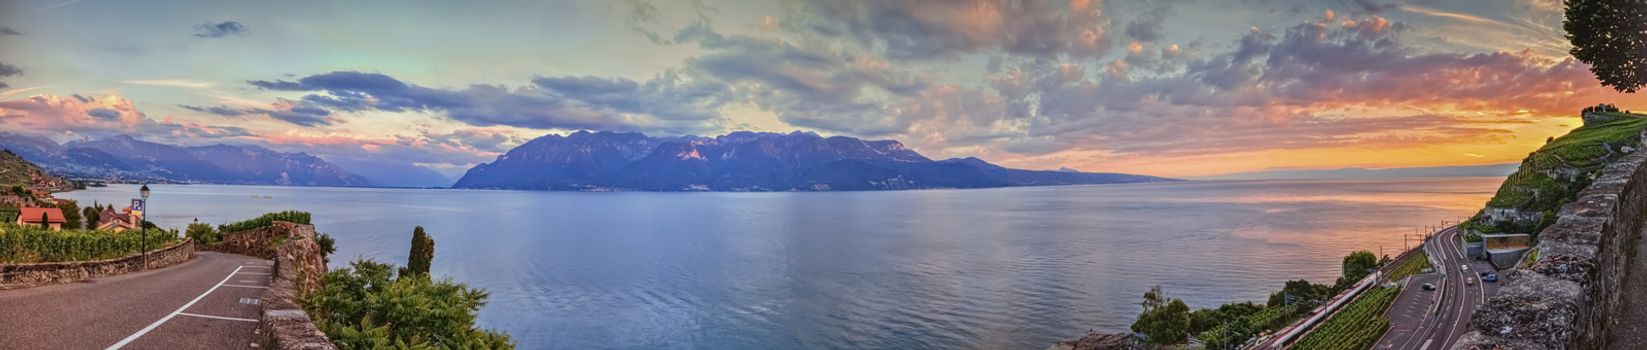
top-left (0, 27), bottom-right (20, 36)
top-left (0, 62), bottom-right (20, 78)
top-left (248, 70), bottom-right (732, 133)
top-left (193, 21), bottom-right (248, 38)
top-left (85, 107), bottom-right (120, 120)
top-left (674, 22), bottom-right (927, 135)
top-left (791, 0), bottom-right (1112, 60)
top-left (122, 79), bottom-right (213, 88)
top-left (179, 104), bottom-right (254, 117)
top-left (0, 94), bottom-right (253, 140)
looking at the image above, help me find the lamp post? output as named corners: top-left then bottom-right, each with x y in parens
top-left (140, 184), bottom-right (150, 269)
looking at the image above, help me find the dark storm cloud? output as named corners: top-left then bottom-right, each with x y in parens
top-left (193, 21), bottom-right (248, 38)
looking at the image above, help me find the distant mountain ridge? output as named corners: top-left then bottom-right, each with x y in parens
top-left (453, 131), bottom-right (1175, 191)
top-left (0, 133), bottom-right (373, 187)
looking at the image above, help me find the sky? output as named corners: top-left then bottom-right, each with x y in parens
top-left (0, 0), bottom-right (1640, 179)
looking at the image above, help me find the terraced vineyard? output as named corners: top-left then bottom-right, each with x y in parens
top-left (0, 224), bottom-right (181, 263)
top-left (1465, 115), bottom-right (1647, 237)
top-left (1289, 286), bottom-right (1401, 350)
top-left (1385, 251), bottom-right (1432, 281)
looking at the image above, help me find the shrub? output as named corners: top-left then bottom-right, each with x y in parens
top-left (316, 232), bottom-right (336, 263)
top-left (217, 211), bottom-right (311, 233)
top-left (306, 259), bottom-right (513, 349)
top-left (186, 221), bottom-right (219, 244)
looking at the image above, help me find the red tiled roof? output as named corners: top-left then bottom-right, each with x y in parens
top-left (18, 207), bottom-right (67, 224)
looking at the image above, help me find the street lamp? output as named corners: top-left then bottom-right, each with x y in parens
top-left (140, 184), bottom-right (150, 269)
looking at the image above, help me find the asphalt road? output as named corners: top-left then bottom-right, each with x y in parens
top-left (1374, 226), bottom-right (1498, 350)
top-left (0, 252), bottom-right (273, 350)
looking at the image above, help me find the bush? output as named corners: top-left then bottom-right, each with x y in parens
top-left (0, 224), bottom-right (181, 263)
top-left (306, 259), bottom-right (513, 349)
top-left (316, 232), bottom-right (336, 263)
top-left (217, 211), bottom-right (311, 233)
top-left (186, 221), bottom-right (220, 244)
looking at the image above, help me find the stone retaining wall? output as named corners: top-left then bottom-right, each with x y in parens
top-left (0, 238), bottom-right (194, 289)
top-left (1456, 147), bottom-right (1647, 349)
top-left (220, 222), bottom-right (336, 350)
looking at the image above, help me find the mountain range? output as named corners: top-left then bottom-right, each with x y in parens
top-left (0, 133), bottom-right (376, 187)
top-left (453, 131), bottom-right (1176, 191)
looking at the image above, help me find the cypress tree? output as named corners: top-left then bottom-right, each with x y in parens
top-left (405, 226), bottom-right (435, 277)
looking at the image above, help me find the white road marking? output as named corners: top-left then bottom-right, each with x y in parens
top-left (234, 272), bottom-right (271, 275)
top-left (178, 312), bottom-right (258, 323)
top-left (104, 266), bottom-right (244, 350)
top-left (220, 284), bottom-right (268, 289)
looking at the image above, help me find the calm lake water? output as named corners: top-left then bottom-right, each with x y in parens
top-left (61, 178), bottom-right (1499, 349)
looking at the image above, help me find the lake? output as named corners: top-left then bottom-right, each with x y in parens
top-left (60, 178), bottom-right (1499, 349)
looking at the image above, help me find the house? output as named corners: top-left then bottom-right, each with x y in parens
top-left (97, 205), bottom-right (140, 232)
top-left (16, 207), bottom-right (67, 231)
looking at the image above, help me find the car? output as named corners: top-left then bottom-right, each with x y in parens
top-left (1479, 271), bottom-right (1491, 277)
top-left (1462, 264), bottom-right (1470, 271)
top-left (1484, 273), bottom-right (1499, 283)
top-left (1466, 278), bottom-right (1475, 286)
top-left (1422, 283), bottom-right (1436, 291)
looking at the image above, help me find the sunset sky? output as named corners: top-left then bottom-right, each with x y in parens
top-left (0, 0), bottom-right (1641, 178)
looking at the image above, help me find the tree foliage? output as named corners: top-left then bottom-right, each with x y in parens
top-left (186, 220), bottom-right (219, 244)
top-left (306, 259), bottom-right (513, 349)
top-left (1130, 285), bottom-right (1191, 345)
top-left (1565, 0), bottom-right (1647, 92)
top-left (404, 226), bottom-right (435, 277)
top-left (1268, 279), bottom-right (1331, 307)
top-left (55, 200), bottom-right (81, 230)
top-left (1338, 250), bottom-right (1379, 287)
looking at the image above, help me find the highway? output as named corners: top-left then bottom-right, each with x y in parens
top-left (0, 252), bottom-right (272, 349)
top-left (1375, 225), bottom-right (1498, 350)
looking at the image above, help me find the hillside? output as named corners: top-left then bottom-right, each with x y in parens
top-left (0, 149), bottom-right (69, 190)
top-left (454, 131), bottom-right (1175, 191)
top-left (1464, 111), bottom-right (1647, 237)
top-left (0, 133), bottom-right (375, 187)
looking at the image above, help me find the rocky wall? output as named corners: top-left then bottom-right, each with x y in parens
top-left (0, 238), bottom-right (194, 289)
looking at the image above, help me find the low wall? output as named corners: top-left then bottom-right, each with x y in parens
top-left (201, 223), bottom-right (290, 259)
top-left (0, 238), bottom-right (194, 289)
top-left (1456, 148), bottom-right (1647, 349)
top-left (219, 222), bottom-right (336, 350)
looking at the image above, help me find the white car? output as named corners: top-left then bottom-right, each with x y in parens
top-left (1462, 265), bottom-right (1470, 271)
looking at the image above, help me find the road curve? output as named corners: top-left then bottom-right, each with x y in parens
top-left (1375, 225), bottom-right (1496, 350)
top-left (0, 251), bottom-right (273, 350)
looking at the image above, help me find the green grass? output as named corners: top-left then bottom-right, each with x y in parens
top-left (1385, 251), bottom-right (1432, 281)
top-left (0, 224), bottom-right (181, 263)
top-left (1290, 286), bottom-right (1402, 350)
top-left (1471, 115), bottom-right (1647, 236)
top-left (217, 211), bottom-right (312, 233)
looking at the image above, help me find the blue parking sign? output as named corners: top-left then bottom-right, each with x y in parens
top-left (131, 199), bottom-right (146, 213)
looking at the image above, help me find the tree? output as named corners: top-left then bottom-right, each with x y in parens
top-left (404, 226), bottom-right (435, 277)
top-left (1131, 285), bottom-right (1191, 345)
top-left (1338, 250), bottom-right (1379, 287)
top-left (82, 205), bottom-right (100, 230)
top-left (56, 200), bottom-right (81, 230)
top-left (1565, 0), bottom-right (1647, 92)
top-left (1268, 279), bottom-right (1329, 307)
